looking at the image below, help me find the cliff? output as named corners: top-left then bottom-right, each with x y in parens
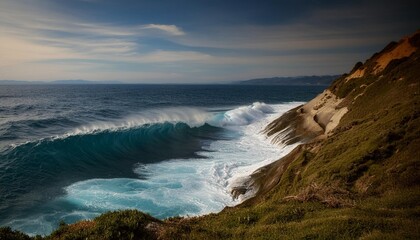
top-left (238, 30), bottom-right (420, 207)
top-left (2, 31), bottom-right (420, 239)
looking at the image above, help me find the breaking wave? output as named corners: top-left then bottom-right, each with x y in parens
top-left (0, 102), bottom-right (302, 235)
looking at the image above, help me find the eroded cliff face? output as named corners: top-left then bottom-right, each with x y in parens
top-left (245, 30), bottom-right (420, 202)
top-left (264, 89), bottom-right (348, 145)
top-left (263, 90), bottom-right (348, 147)
top-left (267, 31), bottom-right (419, 147)
top-left (295, 89), bottom-right (348, 135)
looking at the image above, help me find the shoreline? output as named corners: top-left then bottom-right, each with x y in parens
top-left (231, 89), bottom-right (348, 202)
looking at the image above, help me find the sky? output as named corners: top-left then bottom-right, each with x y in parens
top-left (0, 0), bottom-right (419, 83)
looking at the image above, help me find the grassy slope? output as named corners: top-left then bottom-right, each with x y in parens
top-left (1, 32), bottom-right (419, 240)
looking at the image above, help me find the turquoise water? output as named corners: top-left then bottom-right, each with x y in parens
top-left (0, 84), bottom-right (324, 235)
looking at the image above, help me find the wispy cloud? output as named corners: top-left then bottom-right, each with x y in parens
top-left (140, 24), bottom-right (185, 36)
top-left (0, 0), bottom-right (193, 67)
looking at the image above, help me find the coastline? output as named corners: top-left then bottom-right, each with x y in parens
top-left (232, 30), bottom-right (420, 207)
top-left (232, 89), bottom-right (349, 202)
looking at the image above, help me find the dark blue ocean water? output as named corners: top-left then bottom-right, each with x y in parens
top-left (0, 84), bottom-right (324, 235)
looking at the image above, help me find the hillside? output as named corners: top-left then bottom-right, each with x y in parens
top-left (1, 31), bottom-right (419, 239)
top-left (238, 75), bottom-right (340, 86)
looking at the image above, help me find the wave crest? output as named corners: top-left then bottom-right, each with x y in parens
top-left (215, 102), bottom-right (274, 127)
top-left (66, 102), bottom-right (275, 137)
top-left (70, 107), bottom-right (211, 136)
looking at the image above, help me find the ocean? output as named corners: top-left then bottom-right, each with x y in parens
top-left (0, 84), bottom-right (325, 235)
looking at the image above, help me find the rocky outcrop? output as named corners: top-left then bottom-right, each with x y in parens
top-left (265, 89), bottom-right (348, 146)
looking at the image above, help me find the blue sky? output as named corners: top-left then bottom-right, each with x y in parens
top-left (0, 0), bottom-right (419, 83)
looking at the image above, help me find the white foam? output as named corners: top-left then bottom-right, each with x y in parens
top-left (69, 107), bottom-right (211, 136)
top-left (211, 102), bottom-right (274, 127)
top-left (61, 102), bottom-right (304, 219)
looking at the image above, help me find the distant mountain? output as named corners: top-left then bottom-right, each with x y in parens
top-left (237, 75), bottom-right (340, 86)
top-left (51, 80), bottom-right (97, 84)
top-left (0, 80), bottom-right (124, 85)
top-left (51, 80), bottom-right (124, 84)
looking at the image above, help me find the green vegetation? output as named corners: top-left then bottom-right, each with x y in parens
top-left (1, 32), bottom-right (419, 239)
top-left (49, 210), bottom-right (159, 240)
top-left (0, 227), bottom-right (34, 240)
top-left (160, 195), bottom-right (420, 239)
top-left (0, 210), bottom-right (160, 240)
